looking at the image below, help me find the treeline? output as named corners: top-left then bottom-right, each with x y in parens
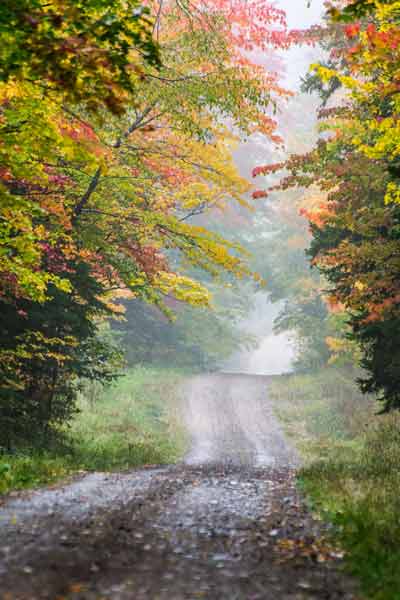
top-left (0, 0), bottom-right (298, 448)
top-left (254, 0), bottom-right (400, 412)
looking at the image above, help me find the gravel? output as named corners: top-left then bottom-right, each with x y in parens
top-left (0, 374), bottom-right (359, 599)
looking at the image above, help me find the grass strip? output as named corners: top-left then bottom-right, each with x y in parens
top-left (0, 366), bottom-right (188, 495)
top-left (270, 369), bottom-right (400, 600)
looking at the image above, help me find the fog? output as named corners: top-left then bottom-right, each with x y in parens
top-left (221, 0), bottom-right (325, 376)
top-left (280, 0), bottom-right (324, 28)
top-left (222, 295), bottom-right (296, 375)
top-left (279, 0), bottom-right (325, 88)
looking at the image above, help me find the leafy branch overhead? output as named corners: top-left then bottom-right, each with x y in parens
top-left (0, 0), bottom-right (293, 441)
top-left (0, 0), bottom-right (160, 113)
top-left (253, 0), bottom-right (400, 411)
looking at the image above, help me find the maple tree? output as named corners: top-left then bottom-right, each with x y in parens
top-left (253, 0), bottom-right (400, 410)
top-left (1, 0), bottom-right (294, 443)
top-left (0, 0), bottom-right (159, 113)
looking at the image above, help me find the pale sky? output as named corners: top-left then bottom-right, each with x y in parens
top-left (279, 0), bottom-right (324, 29)
top-left (276, 0), bottom-right (325, 88)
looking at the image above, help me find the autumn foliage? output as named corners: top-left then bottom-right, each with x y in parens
top-left (0, 0), bottom-right (295, 444)
top-left (253, 0), bottom-right (400, 411)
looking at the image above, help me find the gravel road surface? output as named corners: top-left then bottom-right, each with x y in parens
top-left (0, 374), bottom-right (358, 599)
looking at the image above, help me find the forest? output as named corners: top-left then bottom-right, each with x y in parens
top-left (1, 0), bottom-right (400, 599)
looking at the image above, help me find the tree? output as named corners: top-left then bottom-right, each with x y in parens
top-left (248, 92), bottom-right (340, 372)
top-left (0, 260), bottom-right (123, 448)
top-left (0, 0), bottom-right (159, 113)
top-left (254, 1), bottom-right (400, 410)
top-left (1, 0), bottom-right (294, 442)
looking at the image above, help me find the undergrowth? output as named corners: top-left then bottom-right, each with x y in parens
top-left (270, 369), bottom-right (400, 600)
top-left (0, 367), bottom-right (187, 495)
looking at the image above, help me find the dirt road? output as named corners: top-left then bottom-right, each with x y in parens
top-left (0, 374), bottom-right (357, 599)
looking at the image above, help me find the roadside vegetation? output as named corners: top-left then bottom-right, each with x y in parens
top-left (3, 1), bottom-right (400, 596)
top-left (270, 370), bottom-right (400, 600)
top-left (260, 4), bottom-right (400, 596)
top-left (0, 367), bottom-right (187, 496)
top-left (0, 0), bottom-right (295, 495)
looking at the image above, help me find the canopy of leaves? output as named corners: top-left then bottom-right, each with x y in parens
top-left (328, 0), bottom-right (381, 21)
top-left (0, 0), bottom-right (160, 113)
top-left (1, 0), bottom-right (292, 442)
top-left (254, 1), bottom-right (400, 410)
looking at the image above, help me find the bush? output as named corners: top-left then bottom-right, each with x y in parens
top-left (0, 262), bottom-right (124, 450)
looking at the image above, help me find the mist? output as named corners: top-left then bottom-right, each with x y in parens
top-left (222, 294), bottom-right (296, 375)
top-left (4, 1), bottom-right (396, 596)
top-left (279, 0), bottom-right (325, 88)
top-left (217, 0), bottom-right (325, 376)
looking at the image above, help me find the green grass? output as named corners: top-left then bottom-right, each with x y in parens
top-left (270, 369), bottom-right (400, 600)
top-left (0, 454), bottom-right (74, 495)
top-left (0, 366), bottom-right (188, 495)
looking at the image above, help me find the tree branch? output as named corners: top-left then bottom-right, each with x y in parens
top-left (73, 166), bottom-right (102, 221)
top-left (113, 104), bottom-right (157, 148)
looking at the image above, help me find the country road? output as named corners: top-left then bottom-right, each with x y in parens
top-left (0, 374), bottom-right (357, 599)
